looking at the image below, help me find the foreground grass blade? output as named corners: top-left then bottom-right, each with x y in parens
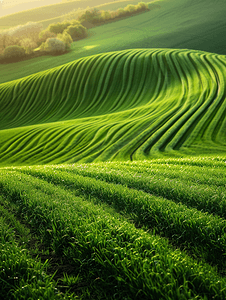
top-left (0, 170), bottom-right (226, 299)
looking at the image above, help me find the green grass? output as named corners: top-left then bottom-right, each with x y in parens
top-left (1, 158), bottom-right (226, 298)
top-left (18, 161), bottom-right (226, 271)
top-left (0, 0), bottom-right (145, 30)
top-left (0, 48), bottom-right (226, 166)
top-left (0, 203), bottom-right (69, 299)
top-left (1, 0), bottom-right (226, 298)
top-left (1, 0), bottom-right (226, 84)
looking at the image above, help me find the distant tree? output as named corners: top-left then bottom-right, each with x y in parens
top-left (137, 2), bottom-right (149, 11)
top-left (20, 38), bottom-right (37, 54)
top-left (7, 22), bottom-right (43, 44)
top-left (62, 8), bottom-right (86, 22)
top-left (3, 45), bottom-right (26, 62)
top-left (39, 29), bottom-right (57, 43)
top-left (78, 8), bottom-right (101, 23)
top-left (116, 8), bottom-right (127, 18)
top-left (69, 20), bottom-right (81, 26)
top-left (0, 33), bottom-right (19, 52)
top-left (124, 5), bottom-right (136, 14)
top-left (110, 10), bottom-right (118, 19)
top-left (100, 11), bottom-right (112, 22)
top-left (64, 24), bottom-right (87, 41)
top-left (47, 21), bottom-right (71, 34)
top-left (43, 38), bottom-right (66, 54)
top-left (57, 32), bottom-right (73, 50)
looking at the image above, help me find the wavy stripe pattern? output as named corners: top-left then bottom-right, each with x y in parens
top-left (0, 48), bottom-right (226, 166)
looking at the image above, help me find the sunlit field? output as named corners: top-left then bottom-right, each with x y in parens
top-left (0, 0), bottom-right (144, 29)
top-left (1, 48), bottom-right (226, 165)
top-left (1, 0), bottom-right (226, 299)
top-left (1, 156), bottom-right (226, 299)
top-left (1, 0), bottom-right (226, 84)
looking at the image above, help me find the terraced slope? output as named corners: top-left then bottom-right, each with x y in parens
top-left (0, 48), bottom-right (226, 166)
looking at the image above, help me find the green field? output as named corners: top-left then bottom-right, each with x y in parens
top-left (1, 158), bottom-right (226, 298)
top-left (1, 48), bottom-right (226, 165)
top-left (0, 0), bottom-right (145, 30)
top-left (1, 0), bottom-right (226, 84)
top-left (1, 0), bottom-right (226, 298)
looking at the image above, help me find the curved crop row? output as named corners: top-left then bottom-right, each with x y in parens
top-left (0, 205), bottom-right (65, 299)
top-left (17, 161), bottom-right (226, 272)
top-left (0, 168), bottom-right (226, 299)
top-left (0, 48), bottom-right (226, 165)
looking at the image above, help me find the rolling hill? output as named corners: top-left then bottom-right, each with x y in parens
top-left (1, 0), bottom-right (226, 298)
top-left (0, 0), bottom-right (143, 30)
top-left (0, 48), bottom-right (226, 166)
top-left (0, 0), bottom-right (226, 84)
top-left (0, 0), bottom-right (63, 18)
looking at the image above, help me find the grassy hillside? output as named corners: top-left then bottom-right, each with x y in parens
top-left (1, 157), bottom-right (226, 298)
top-left (0, 0), bottom-right (226, 84)
top-left (0, 48), bottom-right (226, 166)
top-left (0, 0), bottom-right (143, 30)
top-left (1, 0), bottom-right (63, 18)
top-left (0, 0), bottom-right (94, 27)
top-left (1, 0), bottom-right (226, 298)
top-left (39, 0), bottom-right (147, 29)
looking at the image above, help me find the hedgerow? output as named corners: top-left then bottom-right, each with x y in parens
top-left (77, 2), bottom-right (150, 24)
top-left (0, 3), bottom-right (150, 63)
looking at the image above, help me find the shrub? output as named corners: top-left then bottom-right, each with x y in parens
top-left (57, 32), bottom-right (73, 50)
top-left (47, 21), bottom-right (71, 34)
top-left (3, 45), bottom-right (26, 62)
top-left (116, 8), bottom-right (127, 18)
top-left (7, 22), bottom-right (43, 43)
top-left (78, 8), bottom-right (101, 23)
top-left (62, 8), bottom-right (86, 22)
top-left (20, 38), bottom-right (37, 54)
top-left (137, 2), bottom-right (149, 11)
top-left (110, 10), bottom-right (118, 19)
top-left (0, 51), bottom-right (3, 63)
top-left (0, 33), bottom-right (19, 52)
top-left (69, 19), bottom-right (81, 26)
top-left (124, 5), bottom-right (136, 14)
top-left (39, 29), bottom-right (57, 43)
top-left (64, 24), bottom-right (87, 41)
top-left (100, 11), bottom-right (112, 22)
top-left (43, 38), bottom-right (66, 54)
top-left (73, 4), bottom-right (149, 27)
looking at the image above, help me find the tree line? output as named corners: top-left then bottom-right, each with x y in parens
top-left (0, 2), bottom-right (149, 63)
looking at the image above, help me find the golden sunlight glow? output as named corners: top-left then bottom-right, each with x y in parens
top-left (83, 45), bottom-right (99, 50)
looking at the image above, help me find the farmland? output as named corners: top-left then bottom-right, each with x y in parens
top-left (1, 157), bottom-right (226, 298)
top-left (1, 0), bottom-right (226, 298)
top-left (1, 47), bottom-right (226, 299)
top-left (1, 0), bottom-right (226, 84)
top-left (0, 48), bottom-right (226, 166)
top-left (0, 0), bottom-right (146, 30)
